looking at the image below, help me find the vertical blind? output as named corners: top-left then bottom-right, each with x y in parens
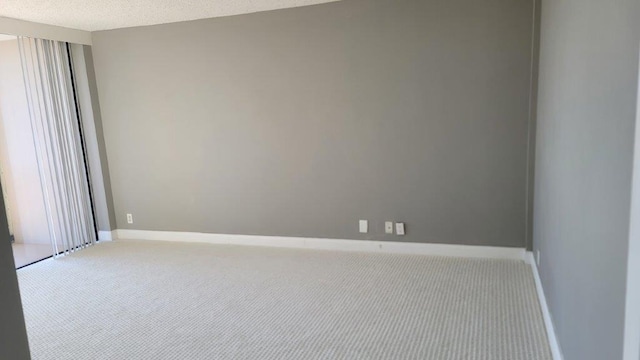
top-left (17, 37), bottom-right (96, 256)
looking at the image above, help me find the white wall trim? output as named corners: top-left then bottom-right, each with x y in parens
top-left (0, 17), bottom-right (91, 45)
top-left (98, 230), bottom-right (115, 241)
top-left (526, 251), bottom-right (564, 360)
top-left (113, 229), bottom-right (526, 260)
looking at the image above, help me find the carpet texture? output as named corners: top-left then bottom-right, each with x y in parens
top-left (17, 241), bottom-right (551, 359)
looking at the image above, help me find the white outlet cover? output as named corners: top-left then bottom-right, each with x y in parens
top-left (395, 222), bottom-right (405, 235)
top-left (126, 213), bottom-right (133, 224)
top-left (385, 221), bottom-right (394, 234)
top-left (359, 220), bottom-right (368, 233)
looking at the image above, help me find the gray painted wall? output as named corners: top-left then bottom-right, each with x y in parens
top-left (71, 44), bottom-right (117, 232)
top-left (533, 0), bottom-right (640, 359)
top-left (525, 0), bottom-right (541, 251)
top-left (82, 46), bottom-right (117, 231)
top-left (0, 181), bottom-right (31, 359)
top-left (91, 0), bottom-right (536, 247)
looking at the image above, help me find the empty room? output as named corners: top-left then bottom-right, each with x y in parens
top-left (1, 0), bottom-right (639, 360)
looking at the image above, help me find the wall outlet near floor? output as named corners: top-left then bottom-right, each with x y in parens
top-left (395, 222), bottom-right (405, 235)
top-left (385, 221), bottom-right (394, 234)
top-left (359, 220), bottom-right (368, 233)
top-left (536, 250), bottom-right (540, 266)
top-left (126, 213), bottom-right (134, 224)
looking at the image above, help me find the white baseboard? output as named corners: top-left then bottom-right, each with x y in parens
top-left (526, 252), bottom-right (563, 360)
top-left (112, 229), bottom-right (525, 261)
top-left (98, 230), bottom-right (115, 241)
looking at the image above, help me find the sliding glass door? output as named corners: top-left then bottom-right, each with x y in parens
top-left (17, 37), bottom-right (96, 256)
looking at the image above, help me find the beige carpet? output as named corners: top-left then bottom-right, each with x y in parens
top-left (17, 241), bottom-right (551, 359)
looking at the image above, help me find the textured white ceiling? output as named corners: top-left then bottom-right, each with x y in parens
top-left (0, 0), bottom-right (339, 32)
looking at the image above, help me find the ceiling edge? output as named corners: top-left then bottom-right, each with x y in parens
top-left (0, 17), bottom-right (91, 45)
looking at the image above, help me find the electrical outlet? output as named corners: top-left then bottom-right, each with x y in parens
top-left (536, 250), bottom-right (540, 266)
top-left (395, 222), bottom-right (405, 235)
top-left (385, 221), bottom-right (394, 234)
top-left (359, 220), bottom-right (368, 233)
top-left (126, 213), bottom-right (133, 224)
